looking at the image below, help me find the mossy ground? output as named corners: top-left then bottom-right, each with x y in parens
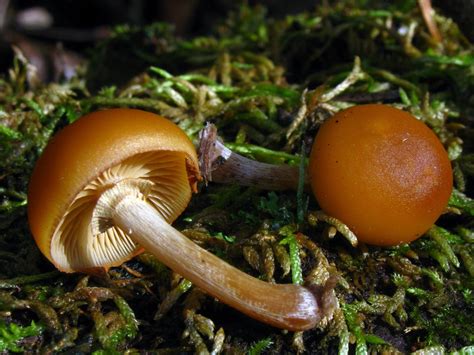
top-left (0, 2), bottom-right (473, 353)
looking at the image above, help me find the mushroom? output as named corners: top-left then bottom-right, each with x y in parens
top-left (28, 108), bottom-right (335, 331)
top-left (310, 104), bottom-right (452, 246)
top-left (200, 104), bottom-right (453, 246)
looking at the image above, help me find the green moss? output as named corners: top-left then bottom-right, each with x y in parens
top-left (0, 320), bottom-right (44, 353)
top-left (0, 1), bottom-right (473, 353)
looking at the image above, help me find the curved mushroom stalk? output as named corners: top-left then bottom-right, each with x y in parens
top-left (93, 179), bottom-right (333, 331)
top-left (199, 123), bottom-right (309, 191)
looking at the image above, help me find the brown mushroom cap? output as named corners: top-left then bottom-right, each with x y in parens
top-left (28, 108), bottom-right (200, 272)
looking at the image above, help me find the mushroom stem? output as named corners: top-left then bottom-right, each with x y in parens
top-left (199, 123), bottom-right (309, 191)
top-left (94, 181), bottom-right (331, 331)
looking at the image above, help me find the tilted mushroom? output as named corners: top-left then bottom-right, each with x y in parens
top-left (28, 108), bottom-right (336, 331)
top-left (199, 104), bottom-right (453, 247)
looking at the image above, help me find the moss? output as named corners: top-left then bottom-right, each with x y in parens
top-left (0, 1), bottom-right (473, 353)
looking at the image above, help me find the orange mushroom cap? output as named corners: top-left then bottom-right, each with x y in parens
top-left (28, 108), bottom-right (201, 272)
top-left (309, 104), bottom-right (452, 246)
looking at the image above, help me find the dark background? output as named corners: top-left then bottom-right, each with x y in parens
top-left (0, 0), bottom-right (472, 81)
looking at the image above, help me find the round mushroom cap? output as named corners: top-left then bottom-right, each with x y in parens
top-left (309, 104), bottom-right (452, 246)
top-left (28, 108), bottom-right (201, 272)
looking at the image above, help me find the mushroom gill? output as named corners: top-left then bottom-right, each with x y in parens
top-left (50, 151), bottom-right (191, 272)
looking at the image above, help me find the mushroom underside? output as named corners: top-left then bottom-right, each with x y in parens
top-left (50, 151), bottom-right (192, 272)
